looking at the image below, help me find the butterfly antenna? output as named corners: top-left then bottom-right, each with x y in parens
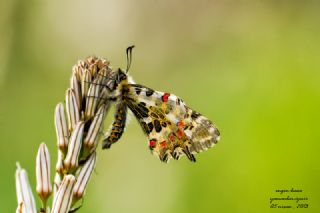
top-left (126, 45), bottom-right (135, 73)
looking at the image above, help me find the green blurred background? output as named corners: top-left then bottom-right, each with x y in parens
top-left (1, 0), bottom-right (319, 212)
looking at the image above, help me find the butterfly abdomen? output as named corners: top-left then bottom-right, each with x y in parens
top-left (102, 102), bottom-right (127, 149)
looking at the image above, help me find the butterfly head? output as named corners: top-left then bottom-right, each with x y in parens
top-left (113, 45), bottom-right (135, 86)
top-left (115, 68), bottom-right (128, 84)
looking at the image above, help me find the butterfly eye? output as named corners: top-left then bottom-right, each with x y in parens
top-left (116, 69), bottom-right (127, 83)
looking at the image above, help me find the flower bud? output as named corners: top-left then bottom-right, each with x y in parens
top-left (81, 69), bottom-right (92, 100)
top-left (54, 103), bottom-right (69, 152)
top-left (53, 173), bottom-right (62, 198)
top-left (70, 74), bottom-right (81, 110)
top-left (85, 80), bottom-right (100, 120)
top-left (55, 150), bottom-right (64, 174)
top-left (15, 163), bottom-right (37, 213)
top-left (97, 87), bottom-right (110, 109)
top-left (64, 122), bottom-right (84, 171)
top-left (36, 143), bottom-right (52, 202)
top-left (51, 175), bottom-right (76, 213)
top-left (66, 89), bottom-right (80, 131)
top-left (73, 152), bottom-right (97, 200)
top-left (84, 105), bottom-right (106, 151)
top-left (96, 68), bottom-right (108, 85)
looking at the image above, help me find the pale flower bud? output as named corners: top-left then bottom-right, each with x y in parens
top-left (97, 87), bottom-right (111, 109)
top-left (70, 74), bottom-right (81, 110)
top-left (51, 175), bottom-right (76, 213)
top-left (53, 173), bottom-right (61, 198)
top-left (84, 105), bottom-right (106, 151)
top-left (73, 152), bottom-right (97, 200)
top-left (66, 89), bottom-right (80, 131)
top-left (54, 103), bottom-right (69, 151)
top-left (15, 163), bottom-right (37, 213)
top-left (36, 143), bottom-right (52, 202)
top-left (55, 150), bottom-right (64, 174)
top-left (85, 79), bottom-right (100, 120)
top-left (81, 69), bottom-right (92, 100)
top-left (64, 122), bottom-right (84, 171)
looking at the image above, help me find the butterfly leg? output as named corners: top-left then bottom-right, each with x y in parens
top-left (102, 102), bottom-right (127, 149)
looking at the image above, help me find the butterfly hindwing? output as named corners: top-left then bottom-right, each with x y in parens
top-left (123, 84), bottom-right (220, 162)
top-left (184, 110), bottom-right (220, 153)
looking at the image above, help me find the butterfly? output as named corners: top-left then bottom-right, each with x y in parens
top-left (93, 46), bottom-right (220, 163)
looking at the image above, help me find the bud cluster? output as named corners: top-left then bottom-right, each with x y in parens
top-left (16, 56), bottom-right (112, 213)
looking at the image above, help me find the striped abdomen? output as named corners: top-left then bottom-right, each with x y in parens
top-left (102, 102), bottom-right (127, 149)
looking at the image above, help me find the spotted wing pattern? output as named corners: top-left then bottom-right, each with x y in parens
top-left (123, 84), bottom-right (220, 163)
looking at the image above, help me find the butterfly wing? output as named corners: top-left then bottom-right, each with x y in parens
top-left (124, 84), bottom-right (220, 163)
top-left (184, 110), bottom-right (220, 154)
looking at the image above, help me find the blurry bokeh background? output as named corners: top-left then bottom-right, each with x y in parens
top-left (1, 0), bottom-right (319, 212)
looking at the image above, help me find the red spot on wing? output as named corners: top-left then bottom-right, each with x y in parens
top-left (161, 93), bottom-right (170, 102)
top-left (177, 129), bottom-right (184, 138)
top-left (149, 140), bottom-right (157, 148)
top-left (177, 120), bottom-right (185, 128)
top-left (160, 141), bottom-right (167, 148)
top-left (169, 134), bottom-right (175, 142)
